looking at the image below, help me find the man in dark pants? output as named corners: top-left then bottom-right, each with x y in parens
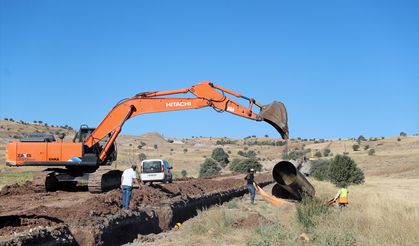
top-left (121, 164), bottom-right (140, 209)
top-left (245, 168), bottom-right (256, 204)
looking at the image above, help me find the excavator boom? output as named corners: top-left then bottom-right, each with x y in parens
top-left (84, 81), bottom-right (288, 162)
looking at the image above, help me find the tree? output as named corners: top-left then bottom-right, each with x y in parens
top-left (314, 151), bottom-right (322, 158)
top-left (368, 149), bottom-right (375, 156)
top-left (138, 153), bottom-right (147, 161)
top-left (310, 159), bottom-right (331, 181)
top-left (287, 150), bottom-right (304, 160)
top-left (211, 147), bottom-right (229, 167)
top-left (181, 170), bottom-right (188, 178)
top-left (245, 150), bottom-right (257, 159)
top-left (183, 148), bottom-right (188, 153)
top-left (199, 158), bottom-right (221, 177)
top-left (329, 155), bottom-right (365, 185)
top-left (137, 141), bottom-right (146, 149)
top-left (352, 144), bottom-right (360, 151)
top-left (357, 135), bottom-right (367, 143)
top-left (323, 148), bottom-right (331, 157)
top-left (364, 144), bottom-right (370, 150)
top-left (229, 158), bottom-right (262, 173)
top-left (400, 132), bottom-right (407, 137)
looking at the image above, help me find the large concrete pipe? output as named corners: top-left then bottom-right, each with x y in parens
top-left (272, 161), bottom-right (315, 200)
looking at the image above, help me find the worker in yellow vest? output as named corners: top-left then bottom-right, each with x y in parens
top-left (333, 183), bottom-right (349, 207)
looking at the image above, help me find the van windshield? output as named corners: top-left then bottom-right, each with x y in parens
top-left (142, 161), bottom-right (162, 173)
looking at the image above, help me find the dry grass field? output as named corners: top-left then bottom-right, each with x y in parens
top-left (130, 177), bottom-right (419, 246)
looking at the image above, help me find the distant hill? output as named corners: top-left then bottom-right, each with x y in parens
top-left (1, 119), bottom-right (418, 178)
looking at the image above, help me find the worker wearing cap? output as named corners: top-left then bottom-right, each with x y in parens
top-left (333, 183), bottom-right (349, 208)
top-left (121, 164), bottom-right (140, 209)
top-left (245, 168), bottom-right (256, 204)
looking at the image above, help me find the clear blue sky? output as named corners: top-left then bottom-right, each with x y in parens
top-left (1, 0), bottom-right (418, 139)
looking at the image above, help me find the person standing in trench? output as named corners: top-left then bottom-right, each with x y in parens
top-left (121, 164), bottom-right (140, 209)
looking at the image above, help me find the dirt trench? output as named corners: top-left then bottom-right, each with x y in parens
top-left (0, 173), bottom-right (273, 246)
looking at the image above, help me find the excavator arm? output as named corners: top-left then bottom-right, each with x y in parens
top-left (83, 81), bottom-right (289, 162)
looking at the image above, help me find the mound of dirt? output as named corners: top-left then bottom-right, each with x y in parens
top-left (0, 181), bottom-right (37, 196)
top-left (0, 215), bottom-right (62, 235)
top-left (232, 213), bottom-right (273, 228)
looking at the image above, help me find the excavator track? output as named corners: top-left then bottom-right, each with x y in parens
top-left (33, 171), bottom-right (60, 192)
top-left (88, 168), bottom-right (122, 193)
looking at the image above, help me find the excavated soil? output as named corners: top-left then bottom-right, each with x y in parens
top-left (0, 181), bottom-right (37, 196)
top-left (232, 213), bottom-right (273, 228)
top-left (0, 173), bottom-right (273, 246)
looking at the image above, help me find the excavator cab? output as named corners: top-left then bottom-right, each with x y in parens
top-left (72, 125), bottom-right (117, 165)
top-left (259, 101), bottom-right (289, 139)
top-left (73, 125), bottom-right (95, 143)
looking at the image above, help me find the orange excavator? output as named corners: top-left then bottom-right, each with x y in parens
top-left (5, 81), bottom-right (289, 193)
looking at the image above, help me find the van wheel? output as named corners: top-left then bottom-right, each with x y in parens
top-left (142, 181), bottom-right (147, 185)
top-left (168, 179), bottom-right (173, 183)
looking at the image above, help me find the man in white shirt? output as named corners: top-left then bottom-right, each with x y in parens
top-left (121, 164), bottom-right (140, 209)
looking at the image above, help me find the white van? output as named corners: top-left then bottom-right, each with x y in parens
top-left (140, 159), bottom-right (173, 184)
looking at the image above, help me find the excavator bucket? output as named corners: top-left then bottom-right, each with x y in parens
top-left (259, 101), bottom-right (289, 139)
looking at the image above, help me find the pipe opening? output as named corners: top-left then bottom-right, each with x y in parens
top-left (271, 184), bottom-right (293, 199)
top-left (272, 161), bottom-right (297, 185)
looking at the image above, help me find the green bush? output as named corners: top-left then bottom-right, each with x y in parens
top-left (310, 159), bottom-right (331, 181)
top-left (211, 147), bottom-right (229, 167)
top-left (215, 139), bottom-right (237, 145)
top-left (323, 148), bottom-right (331, 157)
top-left (352, 144), bottom-right (360, 151)
top-left (364, 144), bottom-right (370, 150)
top-left (357, 135), bottom-right (366, 144)
top-left (181, 170), bottom-right (187, 177)
top-left (138, 153), bottom-right (147, 161)
top-left (314, 150), bottom-right (322, 158)
top-left (229, 158), bottom-right (262, 173)
top-left (237, 150), bottom-right (257, 159)
top-left (287, 150), bottom-right (305, 160)
top-left (329, 155), bottom-right (365, 185)
top-left (368, 149), bottom-right (375, 156)
top-left (199, 158), bottom-right (221, 177)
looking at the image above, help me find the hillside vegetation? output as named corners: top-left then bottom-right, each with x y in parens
top-left (1, 119), bottom-right (418, 178)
